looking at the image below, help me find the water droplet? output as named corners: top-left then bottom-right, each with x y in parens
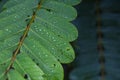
top-left (6, 10), bottom-right (10, 13)
top-left (39, 29), bottom-right (42, 31)
top-left (51, 48), bottom-right (54, 50)
top-left (52, 37), bottom-right (55, 39)
top-left (46, 32), bottom-right (48, 35)
top-left (45, 55), bottom-right (48, 57)
top-left (5, 29), bottom-right (9, 31)
top-left (23, 7), bottom-right (26, 10)
top-left (14, 16), bottom-right (17, 18)
top-left (64, 16), bottom-right (68, 19)
top-left (53, 40), bottom-right (56, 41)
top-left (51, 70), bottom-right (54, 72)
top-left (64, 43), bottom-right (67, 45)
top-left (5, 29), bottom-right (11, 32)
top-left (33, 45), bottom-right (36, 48)
top-left (34, 26), bottom-right (37, 28)
top-left (48, 35), bottom-right (51, 38)
top-left (50, 11), bottom-right (53, 14)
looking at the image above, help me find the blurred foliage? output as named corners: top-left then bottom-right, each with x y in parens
top-left (69, 0), bottom-right (120, 80)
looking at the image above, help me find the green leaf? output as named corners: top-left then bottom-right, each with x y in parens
top-left (0, 0), bottom-right (80, 80)
top-left (46, 0), bottom-right (81, 5)
top-left (8, 70), bottom-right (26, 80)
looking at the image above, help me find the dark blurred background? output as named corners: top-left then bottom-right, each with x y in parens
top-left (64, 0), bottom-right (120, 80)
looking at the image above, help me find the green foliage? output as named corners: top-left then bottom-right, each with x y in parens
top-left (0, 0), bottom-right (80, 80)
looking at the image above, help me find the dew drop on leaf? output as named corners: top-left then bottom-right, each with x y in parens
top-left (5, 28), bottom-right (11, 32)
top-left (51, 48), bottom-right (54, 50)
top-left (14, 16), bottom-right (17, 18)
top-left (33, 45), bottom-right (36, 48)
top-left (53, 39), bottom-right (56, 42)
top-left (50, 11), bottom-right (53, 14)
top-left (45, 55), bottom-right (48, 57)
top-left (64, 16), bottom-right (69, 19)
top-left (46, 32), bottom-right (48, 35)
top-left (6, 10), bottom-right (10, 13)
top-left (39, 29), bottom-right (42, 31)
top-left (5, 29), bottom-right (9, 31)
top-left (51, 70), bottom-right (54, 73)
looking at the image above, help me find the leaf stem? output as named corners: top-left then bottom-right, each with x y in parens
top-left (96, 0), bottom-right (106, 80)
top-left (4, 0), bottom-right (44, 75)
